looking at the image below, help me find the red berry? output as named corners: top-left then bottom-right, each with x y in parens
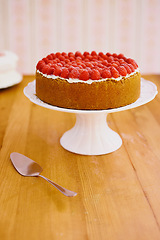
top-left (62, 52), bottom-right (68, 57)
top-left (97, 63), bottom-right (104, 68)
top-left (112, 53), bottom-right (118, 58)
top-left (75, 51), bottom-right (82, 58)
top-left (122, 64), bottom-right (132, 74)
top-left (110, 66), bottom-right (120, 78)
top-left (55, 52), bottom-right (61, 58)
top-left (102, 60), bottom-right (108, 66)
top-left (128, 64), bottom-right (135, 72)
top-left (85, 62), bottom-right (94, 68)
top-left (90, 69), bottom-right (100, 80)
top-left (118, 66), bottom-right (127, 76)
top-left (41, 65), bottom-right (50, 74)
top-left (98, 52), bottom-right (104, 58)
top-left (127, 58), bottom-right (138, 68)
top-left (79, 69), bottom-right (90, 81)
top-left (106, 52), bottom-right (112, 56)
top-left (83, 51), bottom-right (90, 57)
top-left (54, 65), bottom-right (62, 76)
top-left (69, 68), bottom-right (80, 78)
top-left (107, 56), bottom-right (114, 62)
top-left (101, 68), bottom-right (112, 78)
top-left (51, 53), bottom-right (56, 59)
top-left (68, 52), bottom-right (75, 58)
top-left (42, 57), bottom-right (50, 64)
top-left (112, 62), bottom-right (119, 68)
top-left (91, 51), bottom-right (97, 56)
top-left (60, 67), bottom-right (69, 78)
top-left (85, 54), bottom-right (92, 60)
top-left (36, 60), bottom-right (45, 70)
top-left (69, 56), bottom-right (75, 62)
top-left (85, 67), bottom-right (92, 75)
top-left (47, 54), bottom-right (53, 60)
top-left (118, 53), bottom-right (124, 59)
top-left (58, 55), bottom-right (65, 61)
top-left (47, 67), bottom-right (55, 75)
top-left (118, 58), bottom-right (125, 64)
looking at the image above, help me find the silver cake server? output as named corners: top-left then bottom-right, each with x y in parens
top-left (10, 152), bottom-right (77, 197)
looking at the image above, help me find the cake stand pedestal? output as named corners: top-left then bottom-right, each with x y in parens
top-left (24, 78), bottom-right (158, 155)
top-left (60, 112), bottom-right (122, 155)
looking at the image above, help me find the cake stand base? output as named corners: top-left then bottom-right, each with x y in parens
top-left (60, 112), bottom-right (122, 155)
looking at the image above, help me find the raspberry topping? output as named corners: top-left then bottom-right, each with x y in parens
top-left (117, 66), bottom-right (127, 76)
top-left (61, 67), bottom-right (69, 78)
top-left (110, 66), bottom-right (120, 78)
top-left (36, 51), bottom-right (139, 80)
top-left (69, 68), bottom-right (80, 78)
top-left (79, 69), bottom-right (90, 81)
top-left (91, 69), bottom-right (100, 80)
top-left (101, 68), bottom-right (112, 78)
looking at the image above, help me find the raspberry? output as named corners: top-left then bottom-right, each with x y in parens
top-left (69, 68), bottom-right (80, 78)
top-left (85, 67), bottom-right (92, 75)
top-left (36, 60), bottom-right (45, 70)
top-left (118, 59), bottom-right (125, 64)
top-left (76, 57), bottom-right (82, 62)
top-left (122, 64), bottom-right (132, 74)
top-left (83, 51), bottom-right (89, 57)
top-left (62, 52), bottom-right (68, 57)
top-left (106, 52), bottom-right (112, 56)
top-left (41, 65), bottom-right (50, 74)
top-left (55, 52), bottom-right (61, 58)
top-left (101, 68), bottom-right (112, 78)
top-left (65, 59), bottom-right (70, 64)
top-left (75, 51), bottom-right (82, 58)
top-left (79, 69), bottom-right (90, 80)
top-left (42, 57), bottom-right (50, 64)
top-left (97, 63), bottom-right (104, 68)
top-left (85, 62), bottom-right (94, 68)
top-left (91, 51), bottom-right (97, 56)
top-left (47, 67), bottom-right (55, 75)
top-left (58, 55), bottom-right (65, 61)
top-left (118, 53), bottom-right (124, 59)
top-left (51, 53), bottom-right (56, 59)
top-left (85, 54), bottom-right (92, 60)
top-left (107, 56), bottom-right (114, 62)
top-left (47, 54), bottom-right (53, 60)
top-left (127, 58), bottom-right (138, 68)
top-left (102, 60), bottom-right (108, 66)
top-left (118, 66), bottom-right (127, 76)
top-left (68, 52), bottom-right (75, 58)
top-left (98, 52), bottom-right (104, 58)
top-left (60, 67), bottom-right (69, 78)
top-left (69, 56), bottom-right (75, 62)
top-left (112, 62), bottom-right (119, 68)
top-left (110, 66), bottom-right (120, 78)
top-left (54, 65), bottom-right (62, 76)
top-left (128, 64), bottom-right (135, 72)
top-left (90, 69), bottom-right (100, 80)
top-left (112, 53), bottom-right (118, 58)
top-left (92, 55), bottom-right (98, 60)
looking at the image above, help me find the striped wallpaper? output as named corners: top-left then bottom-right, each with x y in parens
top-left (0, 0), bottom-right (160, 75)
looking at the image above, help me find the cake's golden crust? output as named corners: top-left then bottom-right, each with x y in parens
top-left (36, 71), bottom-right (141, 110)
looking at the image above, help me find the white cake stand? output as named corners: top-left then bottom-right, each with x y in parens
top-left (24, 78), bottom-right (158, 155)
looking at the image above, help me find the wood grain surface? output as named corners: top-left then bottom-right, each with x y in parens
top-left (0, 75), bottom-right (160, 240)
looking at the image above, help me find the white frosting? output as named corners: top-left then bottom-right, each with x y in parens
top-left (0, 51), bottom-right (18, 72)
top-left (37, 68), bottom-right (140, 84)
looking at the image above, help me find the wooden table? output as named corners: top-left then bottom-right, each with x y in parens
top-left (0, 75), bottom-right (160, 240)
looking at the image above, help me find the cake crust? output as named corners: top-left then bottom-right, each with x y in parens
top-left (36, 71), bottom-right (141, 110)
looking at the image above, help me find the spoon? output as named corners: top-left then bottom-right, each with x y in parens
top-left (10, 152), bottom-right (77, 197)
